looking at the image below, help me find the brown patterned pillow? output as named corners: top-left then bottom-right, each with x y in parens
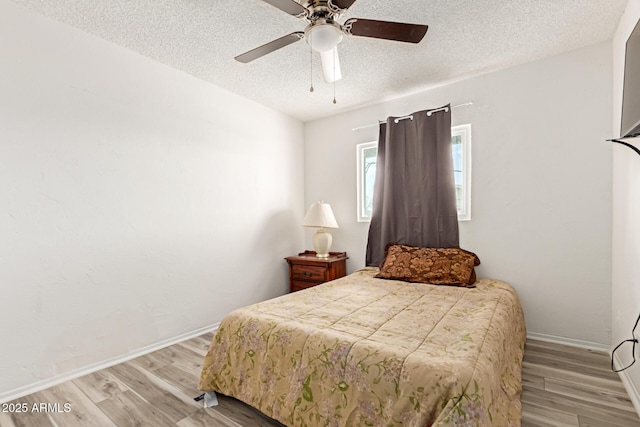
top-left (376, 244), bottom-right (481, 286)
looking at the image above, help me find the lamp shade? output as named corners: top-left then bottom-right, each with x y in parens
top-left (302, 202), bottom-right (338, 229)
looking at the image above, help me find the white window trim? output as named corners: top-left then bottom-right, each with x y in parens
top-left (452, 124), bottom-right (472, 221)
top-left (356, 141), bottom-right (377, 222)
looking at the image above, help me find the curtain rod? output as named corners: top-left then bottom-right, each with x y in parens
top-left (351, 102), bottom-right (474, 132)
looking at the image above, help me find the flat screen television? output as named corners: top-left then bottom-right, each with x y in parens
top-left (621, 18), bottom-right (640, 139)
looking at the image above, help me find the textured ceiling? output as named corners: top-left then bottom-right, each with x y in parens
top-left (9, 0), bottom-right (628, 122)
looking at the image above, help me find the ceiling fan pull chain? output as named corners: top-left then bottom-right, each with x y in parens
top-left (333, 47), bottom-right (337, 104)
top-left (309, 31), bottom-right (314, 93)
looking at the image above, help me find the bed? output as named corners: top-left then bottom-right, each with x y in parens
top-left (198, 265), bottom-right (526, 426)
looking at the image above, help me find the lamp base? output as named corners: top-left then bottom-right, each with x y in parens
top-left (312, 228), bottom-right (333, 258)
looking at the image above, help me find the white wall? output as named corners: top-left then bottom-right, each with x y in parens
top-left (305, 42), bottom-right (613, 347)
top-left (0, 1), bottom-right (304, 400)
top-left (612, 0), bottom-right (640, 413)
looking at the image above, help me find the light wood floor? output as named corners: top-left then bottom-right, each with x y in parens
top-left (521, 340), bottom-right (639, 427)
top-left (1, 336), bottom-right (638, 426)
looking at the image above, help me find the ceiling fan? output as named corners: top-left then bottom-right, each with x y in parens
top-left (235, 0), bottom-right (428, 83)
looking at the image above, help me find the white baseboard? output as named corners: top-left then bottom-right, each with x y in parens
top-left (526, 331), bottom-right (610, 353)
top-left (614, 353), bottom-right (640, 417)
top-left (0, 322), bottom-right (220, 404)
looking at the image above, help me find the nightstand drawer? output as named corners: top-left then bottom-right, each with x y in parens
top-left (291, 265), bottom-right (326, 282)
top-left (291, 280), bottom-right (320, 292)
top-left (285, 251), bottom-right (348, 293)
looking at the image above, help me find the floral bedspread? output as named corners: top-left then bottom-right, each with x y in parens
top-left (199, 268), bottom-right (526, 426)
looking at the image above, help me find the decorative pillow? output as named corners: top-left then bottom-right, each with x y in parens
top-left (375, 244), bottom-right (481, 286)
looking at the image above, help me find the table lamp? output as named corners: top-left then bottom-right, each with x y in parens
top-left (302, 201), bottom-right (339, 258)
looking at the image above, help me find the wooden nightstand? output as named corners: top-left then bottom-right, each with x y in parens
top-left (285, 251), bottom-right (348, 293)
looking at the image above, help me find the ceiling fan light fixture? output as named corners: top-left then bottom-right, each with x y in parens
top-left (320, 48), bottom-right (341, 82)
top-left (306, 23), bottom-right (343, 52)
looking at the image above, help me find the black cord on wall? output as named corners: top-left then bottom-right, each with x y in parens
top-left (608, 138), bottom-right (640, 156)
top-left (611, 312), bottom-right (640, 372)
top-left (607, 137), bottom-right (640, 372)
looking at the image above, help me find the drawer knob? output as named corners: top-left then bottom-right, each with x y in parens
top-left (303, 272), bottom-right (312, 278)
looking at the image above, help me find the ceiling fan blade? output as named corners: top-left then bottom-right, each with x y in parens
top-left (261, 0), bottom-right (308, 16)
top-left (332, 0), bottom-right (357, 10)
top-left (345, 18), bottom-right (428, 43)
top-left (320, 47), bottom-right (342, 83)
top-left (235, 32), bottom-right (304, 63)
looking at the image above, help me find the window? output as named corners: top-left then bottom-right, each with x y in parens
top-left (356, 141), bottom-right (378, 222)
top-left (451, 124), bottom-right (472, 221)
top-left (356, 124), bottom-right (471, 222)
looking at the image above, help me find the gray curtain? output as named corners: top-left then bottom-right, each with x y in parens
top-left (365, 106), bottom-right (459, 266)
